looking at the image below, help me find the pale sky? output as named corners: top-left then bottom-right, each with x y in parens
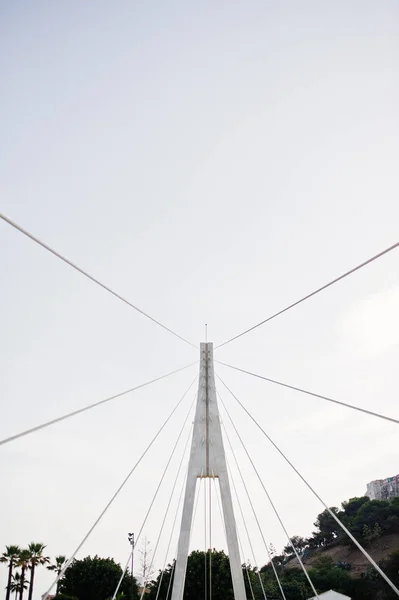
top-left (1, 1), bottom-right (399, 598)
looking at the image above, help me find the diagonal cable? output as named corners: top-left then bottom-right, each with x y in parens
top-left (211, 469), bottom-right (258, 600)
top-left (163, 469), bottom-right (203, 600)
top-left (114, 415), bottom-right (194, 600)
top-left (216, 240), bottom-right (399, 348)
top-left (42, 376), bottom-right (197, 600)
top-left (220, 401), bottom-right (286, 600)
top-left (239, 537), bottom-right (255, 600)
top-left (140, 457), bottom-right (187, 600)
top-left (155, 464), bottom-right (189, 600)
top-left (212, 448), bottom-right (268, 600)
top-left (211, 471), bottom-right (226, 539)
top-left (224, 442), bottom-right (271, 600)
top-left (216, 360), bottom-right (399, 426)
top-left (217, 373), bottom-right (399, 598)
top-left (217, 385), bottom-right (319, 599)
top-left (0, 212), bottom-right (197, 349)
top-left (211, 440), bottom-right (268, 600)
top-left (0, 361), bottom-right (197, 447)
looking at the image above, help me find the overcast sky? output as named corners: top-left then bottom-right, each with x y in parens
top-left (1, 1), bottom-right (399, 598)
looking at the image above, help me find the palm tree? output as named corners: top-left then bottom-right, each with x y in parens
top-left (10, 573), bottom-right (29, 600)
top-left (16, 551), bottom-right (31, 600)
top-left (26, 544), bottom-right (49, 600)
top-left (47, 556), bottom-right (68, 595)
top-left (0, 546), bottom-right (21, 600)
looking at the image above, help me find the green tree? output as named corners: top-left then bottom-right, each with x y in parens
top-left (280, 578), bottom-right (309, 600)
top-left (378, 550), bottom-right (399, 600)
top-left (259, 553), bottom-right (285, 578)
top-left (147, 562), bottom-right (174, 600)
top-left (362, 523), bottom-right (382, 546)
top-left (313, 507), bottom-right (341, 546)
top-left (313, 555), bottom-right (334, 571)
top-left (59, 556), bottom-right (139, 600)
top-left (244, 567), bottom-right (267, 599)
top-left (352, 500), bottom-right (394, 542)
top-left (182, 550), bottom-right (233, 600)
top-left (0, 546), bottom-right (21, 600)
top-left (341, 497), bottom-right (369, 517)
top-left (16, 551), bottom-right (31, 600)
top-left (26, 543), bottom-right (50, 600)
top-left (283, 536), bottom-right (307, 556)
top-left (9, 573), bottom-right (29, 600)
top-left (272, 566), bottom-right (309, 599)
top-left (308, 563), bottom-right (352, 596)
top-left (47, 556), bottom-right (68, 595)
top-left (147, 550), bottom-right (235, 600)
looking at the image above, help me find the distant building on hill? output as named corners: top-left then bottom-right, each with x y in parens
top-left (366, 473), bottom-right (399, 500)
top-left (307, 590), bottom-right (351, 600)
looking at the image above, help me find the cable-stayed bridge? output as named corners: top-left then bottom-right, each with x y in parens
top-left (1, 212), bottom-right (399, 600)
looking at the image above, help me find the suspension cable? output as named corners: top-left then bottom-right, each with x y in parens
top-left (163, 478), bottom-right (203, 600)
top-left (158, 467), bottom-right (204, 600)
top-left (1, 362), bottom-right (197, 448)
top-left (167, 473), bottom-right (204, 600)
top-left (113, 413), bottom-right (195, 600)
top-left (0, 212), bottom-right (197, 349)
top-left (165, 559), bottom-right (176, 600)
top-left (155, 462), bottom-right (190, 600)
top-left (217, 385), bottom-right (319, 599)
top-left (216, 360), bottom-right (399, 426)
top-left (237, 526), bottom-right (255, 600)
top-left (211, 471), bottom-right (255, 600)
top-left (211, 471), bottom-right (226, 538)
top-left (241, 545), bottom-right (255, 600)
top-left (138, 425), bottom-right (195, 600)
top-left (209, 440), bottom-right (266, 600)
top-left (218, 374), bottom-right (399, 597)
top-left (210, 411), bottom-right (280, 600)
top-left (221, 420), bottom-right (283, 600)
top-left (224, 454), bottom-right (269, 600)
top-left (216, 240), bottom-right (399, 349)
top-left (192, 470), bottom-right (204, 537)
top-left (137, 409), bottom-right (194, 551)
top-left (42, 376), bottom-right (197, 600)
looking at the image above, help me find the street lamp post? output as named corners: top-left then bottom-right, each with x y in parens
top-left (128, 533), bottom-right (135, 598)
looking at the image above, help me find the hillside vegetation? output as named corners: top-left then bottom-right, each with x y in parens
top-left (270, 495), bottom-right (399, 598)
top-left (282, 495), bottom-right (399, 567)
top-left (287, 532), bottom-right (399, 576)
top-left (145, 496), bottom-right (399, 600)
top-left (3, 496), bottom-right (399, 600)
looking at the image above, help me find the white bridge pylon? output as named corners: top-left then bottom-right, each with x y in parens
top-left (171, 342), bottom-right (246, 600)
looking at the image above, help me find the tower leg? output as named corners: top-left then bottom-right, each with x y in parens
top-left (171, 473), bottom-right (198, 600)
top-left (218, 470), bottom-right (246, 600)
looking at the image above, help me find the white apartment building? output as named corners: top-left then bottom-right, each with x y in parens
top-left (366, 473), bottom-right (399, 500)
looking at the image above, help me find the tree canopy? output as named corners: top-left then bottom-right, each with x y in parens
top-left (59, 556), bottom-right (139, 600)
top-left (147, 550), bottom-right (235, 600)
top-left (3, 494), bottom-right (399, 600)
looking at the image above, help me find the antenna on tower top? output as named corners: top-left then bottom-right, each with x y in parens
top-left (205, 323), bottom-right (208, 342)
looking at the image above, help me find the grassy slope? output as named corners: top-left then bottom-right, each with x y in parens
top-left (286, 533), bottom-right (399, 577)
